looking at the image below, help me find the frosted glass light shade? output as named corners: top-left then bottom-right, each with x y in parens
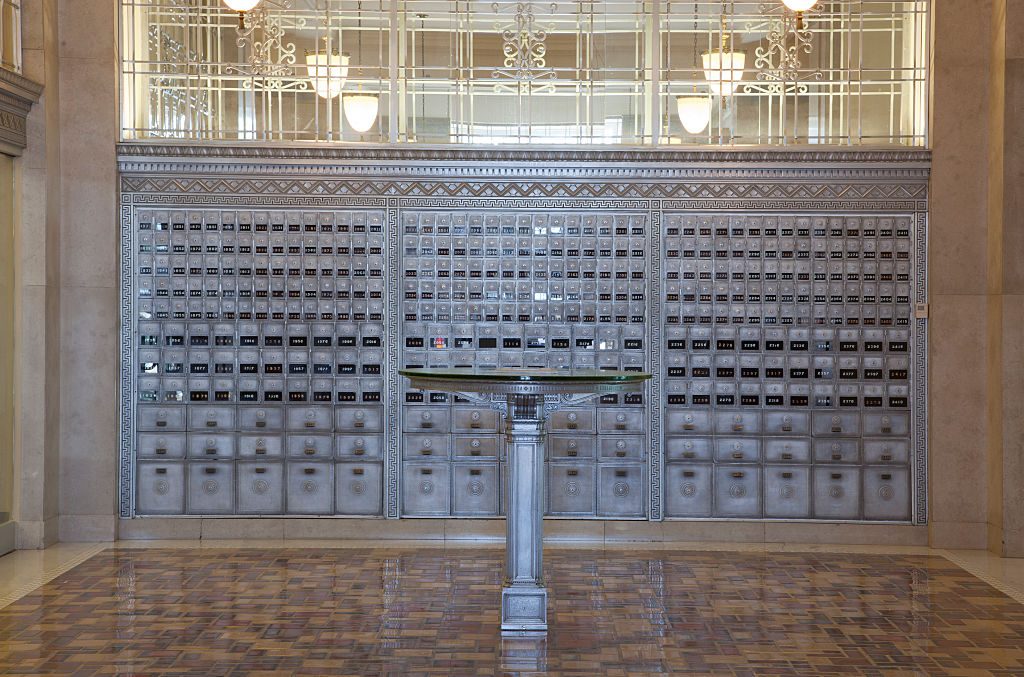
top-left (782, 0), bottom-right (818, 10)
top-left (344, 93), bottom-right (379, 132)
top-left (702, 49), bottom-right (746, 96)
top-left (676, 96), bottom-right (711, 134)
top-left (306, 51), bottom-right (349, 99)
top-left (223, 0), bottom-right (262, 11)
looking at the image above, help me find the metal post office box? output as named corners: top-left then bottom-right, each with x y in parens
top-left (598, 465), bottom-right (644, 517)
top-left (137, 462), bottom-right (185, 514)
top-left (813, 468), bottom-right (861, 519)
top-left (763, 411), bottom-right (809, 435)
top-left (863, 439), bottom-right (909, 465)
top-left (138, 433), bottom-right (187, 458)
top-left (403, 463), bottom-right (451, 515)
top-left (547, 464), bottom-right (596, 515)
top-left (666, 410), bottom-right (711, 434)
top-left (714, 438), bottom-right (761, 463)
top-left (546, 435), bottom-right (594, 460)
top-left (598, 409), bottom-right (644, 434)
top-left (714, 411), bottom-right (761, 435)
top-left (261, 378), bottom-right (284, 402)
top-left (599, 436), bottom-right (646, 461)
top-left (287, 434), bottom-right (333, 459)
top-left (713, 466), bottom-right (760, 517)
top-left (336, 405), bottom-right (384, 432)
top-left (863, 468), bottom-right (910, 520)
top-left (188, 405), bottom-right (235, 431)
top-left (187, 434), bottom-right (235, 459)
top-left (814, 440), bottom-right (860, 464)
top-left (453, 435), bottom-right (500, 459)
top-left (187, 462), bottom-right (234, 514)
top-left (452, 407), bottom-right (501, 433)
top-left (863, 412), bottom-right (909, 436)
top-left (286, 406), bottom-right (332, 431)
top-left (665, 437), bottom-right (712, 461)
top-left (404, 434), bottom-right (450, 460)
top-left (236, 463), bottom-right (284, 514)
top-left (763, 466), bottom-right (810, 518)
top-left (336, 434), bottom-right (383, 460)
top-left (549, 408), bottom-right (595, 433)
top-left (335, 463), bottom-right (383, 515)
top-left (138, 405), bottom-right (186, 431)
top-left (286, 462), bottom-right (334, 514)
top-left (403, 406), bottom-right (450, 432)
top-left (665, 464), bottom-right (712, 517)
top-left (764, 438), bottom-right (810, 463)
top-left (453, 464), bottom-right (500, 516)
top-left (811, 412), bottom-right (861, 436)
top-left (238, 434), bottom-right (283, 458)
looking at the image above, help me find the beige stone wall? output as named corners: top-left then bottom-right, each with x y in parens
top-left (0, 155), bottom-right (13, 523)
top-left (12, 0), bottom-right (60, 549)
top-left (4, 0), bottom-right (1021, 549)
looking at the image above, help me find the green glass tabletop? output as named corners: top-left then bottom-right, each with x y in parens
top-left (399, 367), bottom-right (652, 383)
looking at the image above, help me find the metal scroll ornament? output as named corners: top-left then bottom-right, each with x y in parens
top-left (744, 1), bottom-right (822, 95)
top-left (227, 0), bottom-right (304, 87)
top-left (491, 2), bottom-right (557, 92)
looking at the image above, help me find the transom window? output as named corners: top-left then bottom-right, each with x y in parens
top-left (120, 0), bottom-right (929, 146)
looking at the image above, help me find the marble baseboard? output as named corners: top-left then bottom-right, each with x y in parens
top-left (15, 516), bottom-right (59, 549)
top-left (115, 517), bottom-right (927, 546)
top-left (0, 521), bottom-right (14, 555)
top-left (58, 515), bottom-right (116, 543)
top-left (929, 521), bottom-right (990, 549)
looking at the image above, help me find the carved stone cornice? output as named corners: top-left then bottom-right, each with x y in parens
top-left (116, 141), bottom-right (931, 170)
top-left (0, 68), bottom-right (43, 157)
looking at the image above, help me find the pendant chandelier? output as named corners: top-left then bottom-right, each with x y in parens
top-left (343, 0), bottom-right (379, 133)
top-left (305, 48), bottom-right (349, 100)
top-left (223, 0), bottom-right (262, 11)
top-left (702, 9), bottom-right (745, 96)
top-left (675, 1), bottom-right (710, 135)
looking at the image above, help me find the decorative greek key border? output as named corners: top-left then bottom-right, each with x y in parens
top-left (118, 195), bottom-right (136, 518)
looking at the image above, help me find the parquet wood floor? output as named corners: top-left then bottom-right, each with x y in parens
top-left (1, 548), bottom-right (1023, 675)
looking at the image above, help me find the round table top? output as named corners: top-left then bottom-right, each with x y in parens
top-left (399, 367), bottom-right (652, 384)
top-left (400, 367), bottom-right (651, 396)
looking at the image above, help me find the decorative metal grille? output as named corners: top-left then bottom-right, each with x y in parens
top-left (0, 0), bottom-right (20, 73)
top-left (119, 0), bottom-right (929, 145)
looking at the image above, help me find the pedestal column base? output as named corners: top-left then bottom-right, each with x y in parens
top-left (501, 585), bottom-right (548, 633)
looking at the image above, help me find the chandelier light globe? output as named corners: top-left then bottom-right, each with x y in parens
top-left (702, 49), bottom-right (746, 96)
top-left (344, 93), bottom-right (379, 132)
top-left (782, 0), bottom-right (818, 10)
top-left (306, 51), bottom-right (349, 99)
top-left (676, 96), bottom-right (711, 134)
top-left (223, 0), bottom-right (262, 11)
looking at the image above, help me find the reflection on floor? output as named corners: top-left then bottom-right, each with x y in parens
top-left (2, 547), bottom-right (1024, 675)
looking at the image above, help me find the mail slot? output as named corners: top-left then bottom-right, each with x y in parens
top-left (286, 435), bottom-right (333, 459)
top-left (285, 462), bottom-right (334, 514)
top-left (402, 463), bottom-right (451, 515)
top-left (403, 406), bottom-right (451, 432)
top-left (598, 436), bottom-right (645, 461)
top-left (336, 434), bottom-right (383, 459)
top-left (813, 467), bottom-right (861, 519)
top-left (547, 464), bottom-right (596, 515)
top-left (597, 465), bottom-right (644, 517)
top-left (136, 462), bottom-right (185, 514)
top-left (453, 435), bottom-right (500, 459)
top-left (763, 465), bottom-right (810, 518)
top-left (186, 462), bottom-right (234, 514)
top-left (236, 462), bottom-right (283, 514)
top-left (335, 463), bottom-right (383, 515)
top-left (665, 464), bottom-right (711, 517)
top-left (453, 464), bottom-right (500, 516)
